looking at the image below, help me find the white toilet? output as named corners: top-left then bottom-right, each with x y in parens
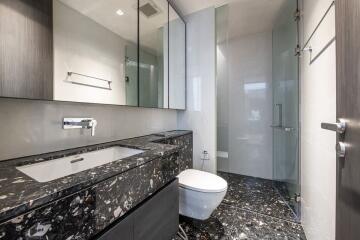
top-left (177, 169), bottom-right (228, 220)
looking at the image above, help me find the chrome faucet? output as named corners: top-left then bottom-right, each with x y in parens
top-left (63, 118), bottom-right (98, 136)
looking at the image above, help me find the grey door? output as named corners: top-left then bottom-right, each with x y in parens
top-left (334, 0), bottom-right (360, 239)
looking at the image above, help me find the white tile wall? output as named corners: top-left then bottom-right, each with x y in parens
top-left (177, 7), bottom-right (217, 173)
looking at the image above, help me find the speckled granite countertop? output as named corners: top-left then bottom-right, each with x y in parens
top-left (0, 130), bottom-right (192, 223)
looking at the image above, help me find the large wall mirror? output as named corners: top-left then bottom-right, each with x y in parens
top-left (0, 0), bottom-right (186, 109)
top-left (53, 0), bottom-right (139, 106)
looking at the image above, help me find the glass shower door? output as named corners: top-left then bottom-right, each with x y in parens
top-left (272, 0), bottom-right (300, 217)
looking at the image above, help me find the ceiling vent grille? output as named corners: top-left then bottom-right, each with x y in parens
top-left (139, 1), bottom-right (161, 18)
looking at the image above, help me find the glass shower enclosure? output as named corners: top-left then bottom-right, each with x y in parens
top-left (215, 0), bottom-right (300, 219)
top-left (271, 0), bottom-right (300, 217)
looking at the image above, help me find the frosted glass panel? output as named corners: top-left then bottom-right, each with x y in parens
top-left (216, 4), bottom-right (273, 179)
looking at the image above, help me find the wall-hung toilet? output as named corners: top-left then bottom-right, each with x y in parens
top-left (177, 169), bottom-right (228, 220)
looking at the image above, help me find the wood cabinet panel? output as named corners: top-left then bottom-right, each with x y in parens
top-left (97, 214), bottom-right (133, 240)
top-left (133, 180), bottom-right (179, 240)
top-left (0, 0), bottom-right (53, 99)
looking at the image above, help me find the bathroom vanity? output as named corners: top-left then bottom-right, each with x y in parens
top-left (0, 131), bottom-right (192, 240)
top-left (0, 1), bottom-right (190, 238)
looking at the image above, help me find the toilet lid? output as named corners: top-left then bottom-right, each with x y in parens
top-left (177, 169), bottom-right (228, 193)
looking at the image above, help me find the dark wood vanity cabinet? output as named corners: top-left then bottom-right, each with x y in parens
top-left (96, 213), bottom-right (134, 240)
top-left (0, 0), bottom-right (53, 100)
top-left (97, 180), bottom-right (179, 240)
top-left (133, 179), bottom-right (179, 240)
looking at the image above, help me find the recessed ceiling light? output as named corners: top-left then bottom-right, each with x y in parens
top-left (116, 9), bottom-right (124, 16)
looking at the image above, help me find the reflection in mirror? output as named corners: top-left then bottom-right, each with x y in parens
top-left (139, 0), bottom-right (168, 108)
top-left (53, 0), bottom-right (138, 106)
top-left (169, 5), bottom-right (186, 110)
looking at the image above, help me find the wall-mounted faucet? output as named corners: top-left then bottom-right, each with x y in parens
top-left (63, 118), bottom-right (98, 136)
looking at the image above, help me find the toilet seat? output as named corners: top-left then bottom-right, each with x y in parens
top-left (177, 169), bottom-right (227, 193)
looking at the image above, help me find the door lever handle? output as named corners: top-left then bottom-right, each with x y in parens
top-left (321, 121), bottom-right (346, 134)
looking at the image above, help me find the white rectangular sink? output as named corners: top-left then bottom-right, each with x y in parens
top-left (16, 146), bottom-right (145, 183)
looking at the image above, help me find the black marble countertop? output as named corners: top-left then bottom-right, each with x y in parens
top-left (0, 130), bottom-right (192, 223)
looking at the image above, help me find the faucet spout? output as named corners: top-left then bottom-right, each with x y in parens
top-left (63, 118), bottom-right (98, 136)
top-left (90, 119), bottom-right (97, 136)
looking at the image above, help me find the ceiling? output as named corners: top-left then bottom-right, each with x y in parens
top-left (171, 0), bottom-right (235, 15)
top-left (224, 0), bottom-right (288, 39)
top-left (173, 0), bottom-right (288, 40)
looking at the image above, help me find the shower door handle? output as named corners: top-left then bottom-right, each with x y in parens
top-left (321, 121), bottom-right (346, 134)
top-left (275, 104), bottom-right (283, 127)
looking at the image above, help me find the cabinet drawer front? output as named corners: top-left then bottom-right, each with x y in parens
top-left (97, 214), bottom-right (133, 240)
top-left (134, 180), bottom-right (179, 240)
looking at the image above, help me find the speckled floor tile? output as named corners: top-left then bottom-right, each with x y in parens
top-left (273, 181), bottom-right (300, 219)
top-left (171, 172), bottom-right (306, 240)
top-left (218, 172), bottom-right (298, 222)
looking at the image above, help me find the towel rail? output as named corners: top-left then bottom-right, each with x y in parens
top-left (67, 71), bottom-right (112, 90)
top-left (301, 0), bottom-right (335, 52)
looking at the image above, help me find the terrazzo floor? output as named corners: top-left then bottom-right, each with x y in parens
top-left (172, 172), bottom-right (306, 240)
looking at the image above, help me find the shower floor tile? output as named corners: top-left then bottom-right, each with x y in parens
top-left (172, 172), bottom-right (306, 240)
top-left (218, 171), bottom-right (298, 222)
